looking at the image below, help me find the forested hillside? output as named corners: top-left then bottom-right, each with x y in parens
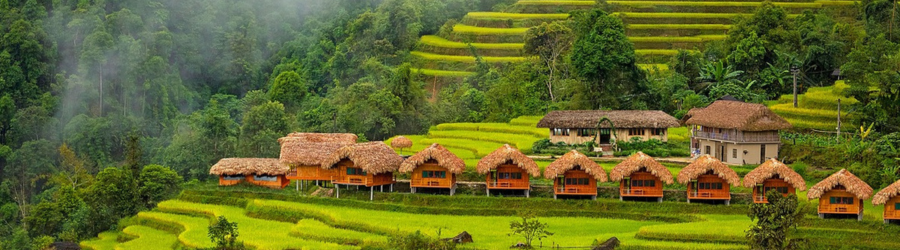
top-left (2, 0), bottom-right (900, 248)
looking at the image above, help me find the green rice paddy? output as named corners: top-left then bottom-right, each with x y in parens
top-left (628, 35), bottom-right (726, 43)
top-left (411, 68), bottom-right (474, 77)
top-left (118, 226), bottom-right (178, 250)
top-left (419, 35), bottom-right (524, 49)
top-left (80, 232), bottom-right (119, 250)
top-left (627, 24), bottom-right (732, 30)
top-left (465, 12), bottom-right (570, 19)
top-left (766, 81), bottom-right (858, 131)
top-left (516, 0), bottom-right (598, 6)
top-left (411, 51), bottom-right (532, 63)
top-left (451, 24), bottom-right (530, 35)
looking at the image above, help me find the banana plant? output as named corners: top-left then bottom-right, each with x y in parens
top-left (859, 122), bottom-right (874, 140)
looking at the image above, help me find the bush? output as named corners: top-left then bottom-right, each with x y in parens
top-left (387, 230), bottom-right (456, 250)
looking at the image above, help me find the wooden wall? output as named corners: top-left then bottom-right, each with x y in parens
top-left (486, 164), bottom-right (530, 190)
top-left (288, 165), bottom-right (335, 181)
top-left (619, 171), bottom-right (663, 197)
top-left (410, 163), bottom-right (455, 188)
top-left (751, 178), bottom-right (796, 203)
top-left (818, 188), bottom-right (863, 215)
top-left (885, 196), bottom-right (900, 220)
top-left (217, 175), bottom-right (289, 189)
top-left (686, 174), bottom-right (731, 200)
top-left (553, 170), bottom-right (596, 195)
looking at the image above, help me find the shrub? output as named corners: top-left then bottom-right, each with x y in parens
top-left (387, 230), bottom-right (456, 250)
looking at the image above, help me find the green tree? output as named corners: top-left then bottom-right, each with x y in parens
top-left (208, 216), bottom-right (240, 249)
top-left (268, 71), bottom-right (307, 109)
top-left (508, 214), bottom-right (553, 248)
top-left (697, 60), bottom-right (745, 93)
top-left (841, 34), bottom-right (900, 132)
top-left (524, 21), bottom-right (574, 102)
top-left (747, 190), bottom-right (806, 250)
top-left (240, 101), bottom-right (288, 157)
top-left (137, 165), bottom-right (181, 208)
top-left (570, 9), bottom-right (645, 109)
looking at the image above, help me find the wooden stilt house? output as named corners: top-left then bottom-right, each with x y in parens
top-left (742, 159), bottom-right (806, 203)
top-left (543, 150), bottom-right (607, 200)
top-left (873, 179), bottom-right (900, 223)
top-left (610, 152), bottom-right (674, 202)
top-left (322, 141), bottom-right (404, 200)
top-left (399, 143), bottom-right (465, 195)
top-left (209, 158), bottom-right (291, 188)
top-left (807, 169), bottom-right (873, 221)
top-left (477, 144), bottom-right (540, 197)
top-left (677, 155), bottom-right (740, 205)
top-left (279, 133), bottom-right (357, 190)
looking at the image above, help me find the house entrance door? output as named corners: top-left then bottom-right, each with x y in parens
top-left (599, 129), bottom-right (611, 144)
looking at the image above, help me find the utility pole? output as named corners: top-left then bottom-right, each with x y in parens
top-left (837, 98), bottom-right (842, 139)
top-left (791, 66), bottom-right (800, 107)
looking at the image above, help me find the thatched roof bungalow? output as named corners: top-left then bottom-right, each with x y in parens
top-left (477, 144), bottom-right (540, 197)
top-left (743, 159), bottom-right (806, 203)
top-left (536, 110), bottom-right (679, 149)
top-left (543, 150), bottom-right (606, 199)
top-left (611, 152), bottom-right (673, 201)
top-left (209, 158), bottom-right (291, 188)
top-left (278, 133), bottom-right (357, 183)
top-left (808, 169), bottom-right (873, 220)
top-left (400, 143), bottom-right (465, 195)
top-left (323, 141), bottom-right (404, 199)
top-left (677, 155), bottom-right (740, 204)
top-left (682, 100), bottom-right (792, 165)
top-left (391, 136), bottom-right (413, 149)
top-left (873, 179), bottom-right (900, 222)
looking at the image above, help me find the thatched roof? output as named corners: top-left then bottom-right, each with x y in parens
top-left (610, 152), bottom-right (674, 184)
top-left (476, 144), bottom-right (540, 177)
top-left (399, 143), bottom-right (465, 174)
top-left (742, 159), bottom-right (806, 190)
top-left (543, 150), bottom-right (607, 181)
top-left (209, 158), bottom-right (289, 175)
top-left (391, 136), bottom-right (413, 148)
top-left (278, 133), bottom-right (357, 166)
top-left (682, 100), bottom-right (792, 131)
top-left (808, 169), bottom-right (873, 200)
top-left (873, 179), bottom-right (900, 205)
top-left (321, 142), bottom-right (404, 174)
top-left (676, 155), bottom-right (740, 186)
top-left (536, 110), bottom-right (680, 129)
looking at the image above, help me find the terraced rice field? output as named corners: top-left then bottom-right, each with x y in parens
top-left (80, 192), bottom-right (900, 250)
top-left (410, 0), bottom-right (854, 85)
top-left (766, 81), bottom-right (858, 131)
top-left (388, 116), bottom-right (547, 169)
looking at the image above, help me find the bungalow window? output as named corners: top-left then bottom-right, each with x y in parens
top-left (829, 197), bottom-right (854, 204)
top-left (552, 128), bottom-right (570, 136)
top-left (253, 175), bottom-right (277, 182)
top-left (565, 178), bottom-right (590, 185)
top-left (732, 149), bottom-right (737, 159)
top-left (628, 128), bottom-right (645, 136)
top-left (704, 146), bottom-right (711, 155)
top-left (651, 128), bottom-right (665, 136)
top-left (347, 167), bottom-right (367, 176)
top-left (698, 182), bottom-right (722, 190)
top-left (422, 171), bottom-right (446, 178)
top-left (764, 187), bottom-right (789, 194)
top-left (223, 175), bottom-right (243, 181)
top-left (895, 203), bottom-right (900, 210)
top-left (577, 129), bottom-right (596, 137)
top-left (631, 180), bottom-right (655, 187)
top-left (498, 172), bottom-right (522, 179)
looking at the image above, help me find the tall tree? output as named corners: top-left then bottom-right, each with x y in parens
top-left (747, 190), bottom-right (806, 250)
top-left (524, 21), bottom-right (574, 102)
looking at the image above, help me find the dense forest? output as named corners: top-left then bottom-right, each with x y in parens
top-left (0, 0), bottom-right (899, 248)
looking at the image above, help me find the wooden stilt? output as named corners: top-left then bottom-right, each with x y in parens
top-left (296, 180), bottom-right (299, 191)
top-left (370, 186), bottom-right (374, 201)
top-left (336, 184), bottom-right (340, 198)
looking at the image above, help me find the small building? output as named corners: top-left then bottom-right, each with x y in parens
top-left (399, 143), bottom-right (465, 195)
top-left (322, 141), bottom-right (404, 200)
top-left (390, 136), bottom-right (413, 155)
top-left (279, 133), bottom-right (357, 189)
top-left (873, 179), bottom-right (900, 223)
top-left (477, 144), bottom-right (541, 197)
top-left (742, 159), bottom-right (806, 203)
top-left (677, 155), bottom-right (740, 205)
top-left (610, 152), bottom-right (674, 202)
top-left (682, 100), bottom-right (792, 165)
top-left (209, 158), bottom-right (291, 189)
top-left (807, 169), bottom-right (873, 221)
top-left (536, 110), bottom-right (680, 151)
top-left (543, 150), bottom-right (607, 200)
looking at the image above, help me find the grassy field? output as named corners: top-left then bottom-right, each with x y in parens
top-left (411, 51), bottom-right (531, 63)
top-left (81, 185), bottom-right (900, 250)
top-left (766, 81), bottom-right (857, 131)
top-left (80, 232), bottom-right (119, 250)
top-left (118, 226), bottom-right (178, 250)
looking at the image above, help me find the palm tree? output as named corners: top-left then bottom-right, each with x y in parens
top-left (696, 61), bottom-right (744, 92)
